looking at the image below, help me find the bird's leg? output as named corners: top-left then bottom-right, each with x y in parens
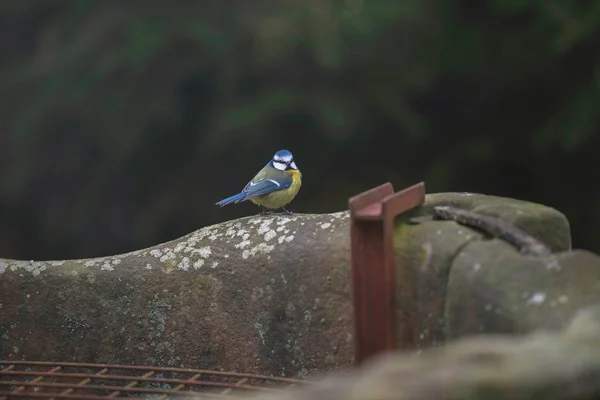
top-left (260, 207), bottom-right (273, 215)
top-left (281, 207), bottom-right (293, 215)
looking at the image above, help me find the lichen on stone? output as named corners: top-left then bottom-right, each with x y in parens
top-left (7, 260), bottom-right (48, 276)
top-left (526, 292), bottom-right (546, 306)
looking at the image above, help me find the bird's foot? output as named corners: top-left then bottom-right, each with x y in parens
top-left (260, 208), bottom-right (274, 215)
top-left (281, 208), bottom-right (293, 215)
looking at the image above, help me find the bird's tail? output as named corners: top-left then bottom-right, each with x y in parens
top-left (216, 192), bottom-right (247, 207)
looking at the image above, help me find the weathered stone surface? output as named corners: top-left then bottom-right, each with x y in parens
top-left (0, 212), bottom-right (354, 377)
top-left (0, 192), bottom-right (576, 377)
top-left (252, 304), bottom-right (600, 400)
top-left (414, 192), bottom-right (571, 251)
top-left (446, 239), bottom-right (600, 338)
top-left (393, 220), bottom-right (482, 348)
top-left (395, 192), bottom-right (571, 347)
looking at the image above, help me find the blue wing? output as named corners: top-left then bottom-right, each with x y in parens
top-left (216, 175), bottom-right (292, 207)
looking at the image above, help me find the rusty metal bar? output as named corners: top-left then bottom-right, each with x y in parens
top-left (51, 368), bottom-right (109, 400)
top-left (156, 372), bottom-right (202, 400)
top-left (349, 182), bottom-right (426, 365)
top-left (0, 367), bottom-right (10, 400)
top-left (0, 393), bottom-right (131, 400)
top-left (0, 381), bottom-right (200, 397)
top-left (0, 361), bottom-right (305, 399)
top-left (220, 378), bottom-right (248, 395)
top-left (0, 361), bottom-right (300, 383)
top-left (107, 370), bottom-right (155, 398)
top-left (2, 386), bottom-right (237, 400)
top-left (0, 371), bottom-right (274, 391)
top-left (11, 365), bottom-right (61, 396)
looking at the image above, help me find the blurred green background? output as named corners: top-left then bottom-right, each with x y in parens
top-left (1, 0), bottom-right (599, 260)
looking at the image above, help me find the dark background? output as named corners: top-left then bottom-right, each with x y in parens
top-left (1, 1), bottom-right (598, 261)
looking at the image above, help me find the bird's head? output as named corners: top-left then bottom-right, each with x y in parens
top-left (270, 149), bottom-right (298, 171)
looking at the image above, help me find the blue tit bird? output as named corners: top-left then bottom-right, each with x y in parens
top-left (216, 149), bottom-right (302, 215)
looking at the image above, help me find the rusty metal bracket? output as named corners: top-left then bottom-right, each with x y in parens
top-left (349, 182), bottom-right (426, 365)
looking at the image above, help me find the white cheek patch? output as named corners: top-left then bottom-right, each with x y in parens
top-left (290, 161), bottom-right (298, 170)
top-left (280, 155), bottom-right (293, 163)
top-left (273, 161), bottom-right (286, 171)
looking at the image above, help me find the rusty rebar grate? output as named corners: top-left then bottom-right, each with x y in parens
top-left (0, 361), bottom-right (304, 400)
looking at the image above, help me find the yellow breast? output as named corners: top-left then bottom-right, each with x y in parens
top-left (249, 170), bottom-right (302, 210)
top-left (286, 169), bottom-right (302, 187)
